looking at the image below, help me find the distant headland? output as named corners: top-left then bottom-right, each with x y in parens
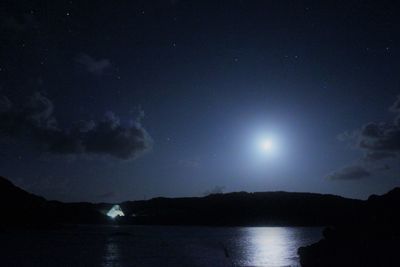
top-left (0, 175), bottom-right (363, 227)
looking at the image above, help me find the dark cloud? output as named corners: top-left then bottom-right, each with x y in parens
top-left (0, 92), bottom-right (58, 139)
top-left (75, 53), bottom-right (111, 75)
top-left (330, 95), bottom-right (400, 181)
top-left (341, 95), bottom-right (400, 161)
top-left (360, 122), bottom-right (383, 138)
top-left (359, 122), bottom-right (400, 154)
top-left (326, 166), bottom-right (371, 180)
top-left (377, 164), bottom-right (391, 171)
top-left (364, 151), bottom-right (397, 162)
top-left (0, 92), bottom-right (152, 160)
top-left (83, 112), bottom-right (152, 159)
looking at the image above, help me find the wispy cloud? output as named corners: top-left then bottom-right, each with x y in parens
top-left (75, 53), bottom-right (111, 75)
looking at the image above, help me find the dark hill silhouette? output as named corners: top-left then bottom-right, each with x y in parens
top-left (120, 191), bottom-right (363, 226)
top-left (0, 176), bottom-right (48, 225)
top-left (0, 176), bottom-right (108, 226)
top-left (1, 175), bottom-right (365, 227)
top-left (298, 187), bottom-right (400, 266)
top-left (0, 175), bottom-right (397, 233)
top-left (0, 176), bottom-right (46, 204)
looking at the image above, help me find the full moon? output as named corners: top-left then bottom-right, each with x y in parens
top-left (260, 138), bottom-right (273, 151)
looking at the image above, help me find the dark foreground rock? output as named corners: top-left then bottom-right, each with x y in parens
top-left (298, 188), bottom-right (400, 267)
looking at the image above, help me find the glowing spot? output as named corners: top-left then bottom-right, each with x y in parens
top-left (260, 139), bottom-right (273, 151)
top-left (107, 205), bottom-right (125, 219)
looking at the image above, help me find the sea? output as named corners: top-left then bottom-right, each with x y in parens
top-left (0, 225), bottom-right (322, 267)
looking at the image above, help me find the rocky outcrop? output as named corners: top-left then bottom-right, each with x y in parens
top-left (298, 188), bottom-right (400, 266)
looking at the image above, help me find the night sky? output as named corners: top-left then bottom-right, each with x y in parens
top-left (1, 1), bottom-right (399, 202)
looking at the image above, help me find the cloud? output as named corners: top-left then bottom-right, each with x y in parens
top-left (0, 92), bottom-right (58, 139)
top-left (340, 95), bottom-right (400, 161)
top-left (376, 164), bottom-right (391, 171)
top-left (75, 53), bottom-right (111, 75)
top-left (330, 95), bottom-right (400, 181)
top-left (326, 165), bottom-right (371, 180)
top-left (364, 151), bottom-right (397, 162)
top-left (360, 95), bottom-right (400, 155)
top-left (0, 92), bottom-right (152, 160)
top-left (359, 122), bottom-right (400, 152)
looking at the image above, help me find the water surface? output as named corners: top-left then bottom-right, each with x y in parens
top-left (0, 225), bottom-right (322, 267)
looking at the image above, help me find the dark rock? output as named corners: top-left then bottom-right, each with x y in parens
top-left (298, 187), bottom-right (400, 266)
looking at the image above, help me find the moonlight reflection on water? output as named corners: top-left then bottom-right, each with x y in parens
top-left (103, 237), bottom-right (121, 267)
top-left (98, 226), bottom-right (320, 266)
top-left (0, 226), bottom-right (321, 267)
top-left (239, 227), bottom-right (301, 266)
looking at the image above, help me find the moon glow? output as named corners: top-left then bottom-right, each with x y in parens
top-left (260, 138), bottom-right (274, 152)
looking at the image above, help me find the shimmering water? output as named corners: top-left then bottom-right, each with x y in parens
top-left (0, 225), bottom-right (322, 267)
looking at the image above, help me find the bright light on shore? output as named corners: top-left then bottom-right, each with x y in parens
top-left (107, 205), bottom-right (125, 219)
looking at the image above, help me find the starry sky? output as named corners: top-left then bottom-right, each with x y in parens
top-left (0, 0), bottom-right (399, 202)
